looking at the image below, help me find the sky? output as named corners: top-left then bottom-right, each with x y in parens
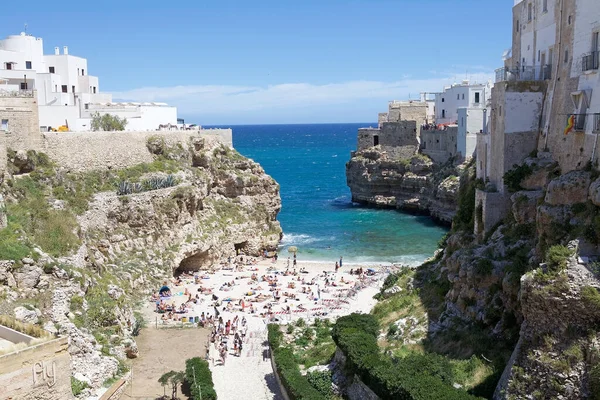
top-left (2, 0), bottom-right (513, 124)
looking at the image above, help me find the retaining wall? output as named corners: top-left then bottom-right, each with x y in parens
top-left (0, 336), bottom-right (72, 400)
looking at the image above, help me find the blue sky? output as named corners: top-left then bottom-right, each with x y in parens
top-left (3, 0), bottom-right (512, 124)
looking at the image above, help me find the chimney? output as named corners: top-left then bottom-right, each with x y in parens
top-left (54, 47), bottom-right (59, 55)
top-left (63, 46), bottom-right (68, 55)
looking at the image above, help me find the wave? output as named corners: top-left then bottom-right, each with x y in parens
top-left (279, 233), bottom-right (321, 246)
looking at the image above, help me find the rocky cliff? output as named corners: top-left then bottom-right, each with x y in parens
top-left (0, 135), bottom-right (282, 397)
top-left (346, 146), bottom-right (463, 224)
top-left (411, 155), bottom-right (600, 398)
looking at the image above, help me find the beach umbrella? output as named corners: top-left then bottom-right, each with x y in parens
top-left (288, 246), bottom-right (298, 254)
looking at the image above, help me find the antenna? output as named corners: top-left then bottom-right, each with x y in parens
top-left (24, 23), bottom-right (28, 34)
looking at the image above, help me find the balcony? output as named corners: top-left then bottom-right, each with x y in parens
top-left (0, 88), bottom-right (34, 98)
top-left (582, 51), bottom-right (599, 72)
top-left (495, 65), bottom-right (552, 83)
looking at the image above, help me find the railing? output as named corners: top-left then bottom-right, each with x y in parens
top-left (582, 51), bottom-right (600, 72)
top-left (0, 89), bottom-right (34, 98)
top-left (594, 114), bottom-right (600, 133)
top-left (495, 65), bottom-right (552, 82)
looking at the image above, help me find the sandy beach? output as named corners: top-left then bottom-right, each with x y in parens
top-left (140, 255), bottom-right (395, 399)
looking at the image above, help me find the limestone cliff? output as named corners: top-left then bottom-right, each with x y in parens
top-left (346, 146), bottom-right (463, 224)
top-left (412, 157), bottom-right (600, 399)
top-left (0, 135), bottom-right (282, 397)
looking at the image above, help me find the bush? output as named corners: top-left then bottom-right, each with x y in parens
top-left (503, 163), bottom-right (533, 192)
top-left (474, 258), bottom-right (493, 275)
top-left (545, 245), bottom-right (573, 274)
top-left (453, 166), bottom-right (477, 232)
top-left (71, 376), bottom-right (89, 396)
top-left (581, 286), bottom-right (600, 309)
top-left (332, 314), bottom-right (481, 400)
top-left (185, 357), bottom-right (217, 400)
top-left (306, 370), bottom-right (333, 398)
top-left (267, 324), bottom-right (326, 399)
top-left (91, 112), bottom-right (128, 131)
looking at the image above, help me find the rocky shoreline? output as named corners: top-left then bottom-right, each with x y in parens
top-left (346, 147), bottom-right (465, 225)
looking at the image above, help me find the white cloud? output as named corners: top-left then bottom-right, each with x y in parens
top-left (112, 71), bottom-right (494, 124)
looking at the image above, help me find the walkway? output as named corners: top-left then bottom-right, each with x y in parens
top-left (209, 324), bottom-right (283, 400)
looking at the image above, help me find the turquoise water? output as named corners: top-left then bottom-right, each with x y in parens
top-left (214, 123), bottom-right (448, 265)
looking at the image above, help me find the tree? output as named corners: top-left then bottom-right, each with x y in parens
top-left (90, 112), bottom-right (128, 131)
top-left (158, 370), bottom-right (185, 400)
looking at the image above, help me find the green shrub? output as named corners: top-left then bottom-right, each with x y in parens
top-left (474, 258), bottom-right (493, 275)
top-left (267, 324), bottom-right (326, 399)
top-left (504, 163), bottom-right (533, 192)
top-left (71, 376), bottom-right (89, 396)
top-left (453, 166), bottom-right (477, 232)
top-left (306, 370), bottom-right (333, 398)
top-left (332, 314), bottom-right (481, 400)
top-left (581, 286), bottom-right (600, 309)
top-left (545, 245), bottom-right (573, 274)
top-left (591, 363), bottom-right (600, 400)
top-left (185, 357), bottom-right (217, 400)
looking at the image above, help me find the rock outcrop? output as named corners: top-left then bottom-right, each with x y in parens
top-left (0, 136), bottom-right (282, 396)
top-left (346, 146), bottom-right (464, 224)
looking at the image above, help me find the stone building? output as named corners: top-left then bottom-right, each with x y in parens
top-left (420, 126), bottom-right (459, 163)
top-left (476, 0), bottom-right (600, 234)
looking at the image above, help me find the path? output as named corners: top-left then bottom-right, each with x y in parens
top-left (209, 322), bottom-right (283, 400)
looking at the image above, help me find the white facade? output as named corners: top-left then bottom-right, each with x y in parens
top-left (457, 108), bottom-right (488, 158)
top-left (434, 81), bottom-right (492, 125)
top-left (0, 32), bottom-right (178, 131)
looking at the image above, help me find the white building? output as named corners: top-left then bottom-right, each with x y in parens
top-left (434, 81), bottom-right (492, 125)
top-left (0, 32), bottom-right (178, 131)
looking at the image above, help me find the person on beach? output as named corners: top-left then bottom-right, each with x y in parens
top-left (335, 262), bottom-right (339, 273)
top-left (340, 256), bottom-right (343, 268)
top-left (287, 257), bottom-right (290, 268)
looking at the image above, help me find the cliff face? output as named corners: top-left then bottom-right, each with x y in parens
top-left (416, 157), bottom-right (600, 398)
top-left (346, 146), bottom-right (462, 224)
top-left (0, 136), bottom-right (282, 396)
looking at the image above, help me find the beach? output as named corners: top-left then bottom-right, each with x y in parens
top-left (140, 255), bottom-right (397, 399)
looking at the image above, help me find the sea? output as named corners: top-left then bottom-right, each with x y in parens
top-left (208, 123), bottom-right (448, 266)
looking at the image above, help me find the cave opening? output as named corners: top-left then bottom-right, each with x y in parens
top-left (234, 241), bottom-right (249, 255)
top-left (175, 249), bottom-right (210, 276)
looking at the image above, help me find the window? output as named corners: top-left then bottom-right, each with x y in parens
top-left (543, 0), bottom-right (548, 12)
top-left (373, 135), bottom-right (379, 146)
top-left (538, 50), bottom-right (541, 62)
top-left (516, 20), bottom-right (520, 33)
top-left (474, 92), bottom-right (480, 104)
top-left (442, 110), bottom-right (446, 118)
top-left (54, 85), bottom-right (57, 92)
top-left (20, 82), bottom-right (28, 90)
top-left (564, 48), bottom-right (569, 63)
top-left (72, 85), bottom-right (75, 93)
top-left (457, 94), bottom-right (460, 100)
top-left (568, 15), bottom-right (572, 25)
top-left (462, 94), bottom-right (465, 100)
top-left (25, 61), bottom-right (32, 69)
top-left (593, 32), bottom-right (599, 52)
top-left (49, 66), bottom-right (55, 73)
top-left (461, 117), bottom-right (464, 127)
top-left (61, 85), bottom-right (68, 93)
top-left (1, 119), bottom-right (8, 131)
top-left (82, 69), bottom-right (85, 76)
top-left (442, 98), bottom-right (445, 102)
top-left (6, 63), bottom-right (12, 70)
top-left (93, 87), bottom-right (97, 94)
top-left (528, 3), bottom-right (533, 22)
top-left (84, 104), bottom-right (89, 110)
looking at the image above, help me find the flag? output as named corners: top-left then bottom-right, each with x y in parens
top-left (564, 115), bottom-right (575, 135)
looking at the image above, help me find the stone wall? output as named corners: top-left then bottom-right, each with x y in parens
top-left (421, 126), bottom-right (458, 163)
top-left (0, 93), bottom-right (42, 150)
top-left (475, 189), bottom-right (511, 238)
top-left (0, 337), bottom-right (72, 400)
top-left (357, 121), bottom-right (419, 152)
top-left (5, 128), bottom-right (232, 173)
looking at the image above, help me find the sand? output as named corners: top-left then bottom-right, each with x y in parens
top-left (142, 256), bottom-right (393, 399)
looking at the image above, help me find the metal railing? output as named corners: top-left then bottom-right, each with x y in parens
top-left (495, 65), bottom-right (552, 83)
top-left (594, 114), bottom-right (600, 133)
top-left (582, 51), bottom-right (599, 72)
